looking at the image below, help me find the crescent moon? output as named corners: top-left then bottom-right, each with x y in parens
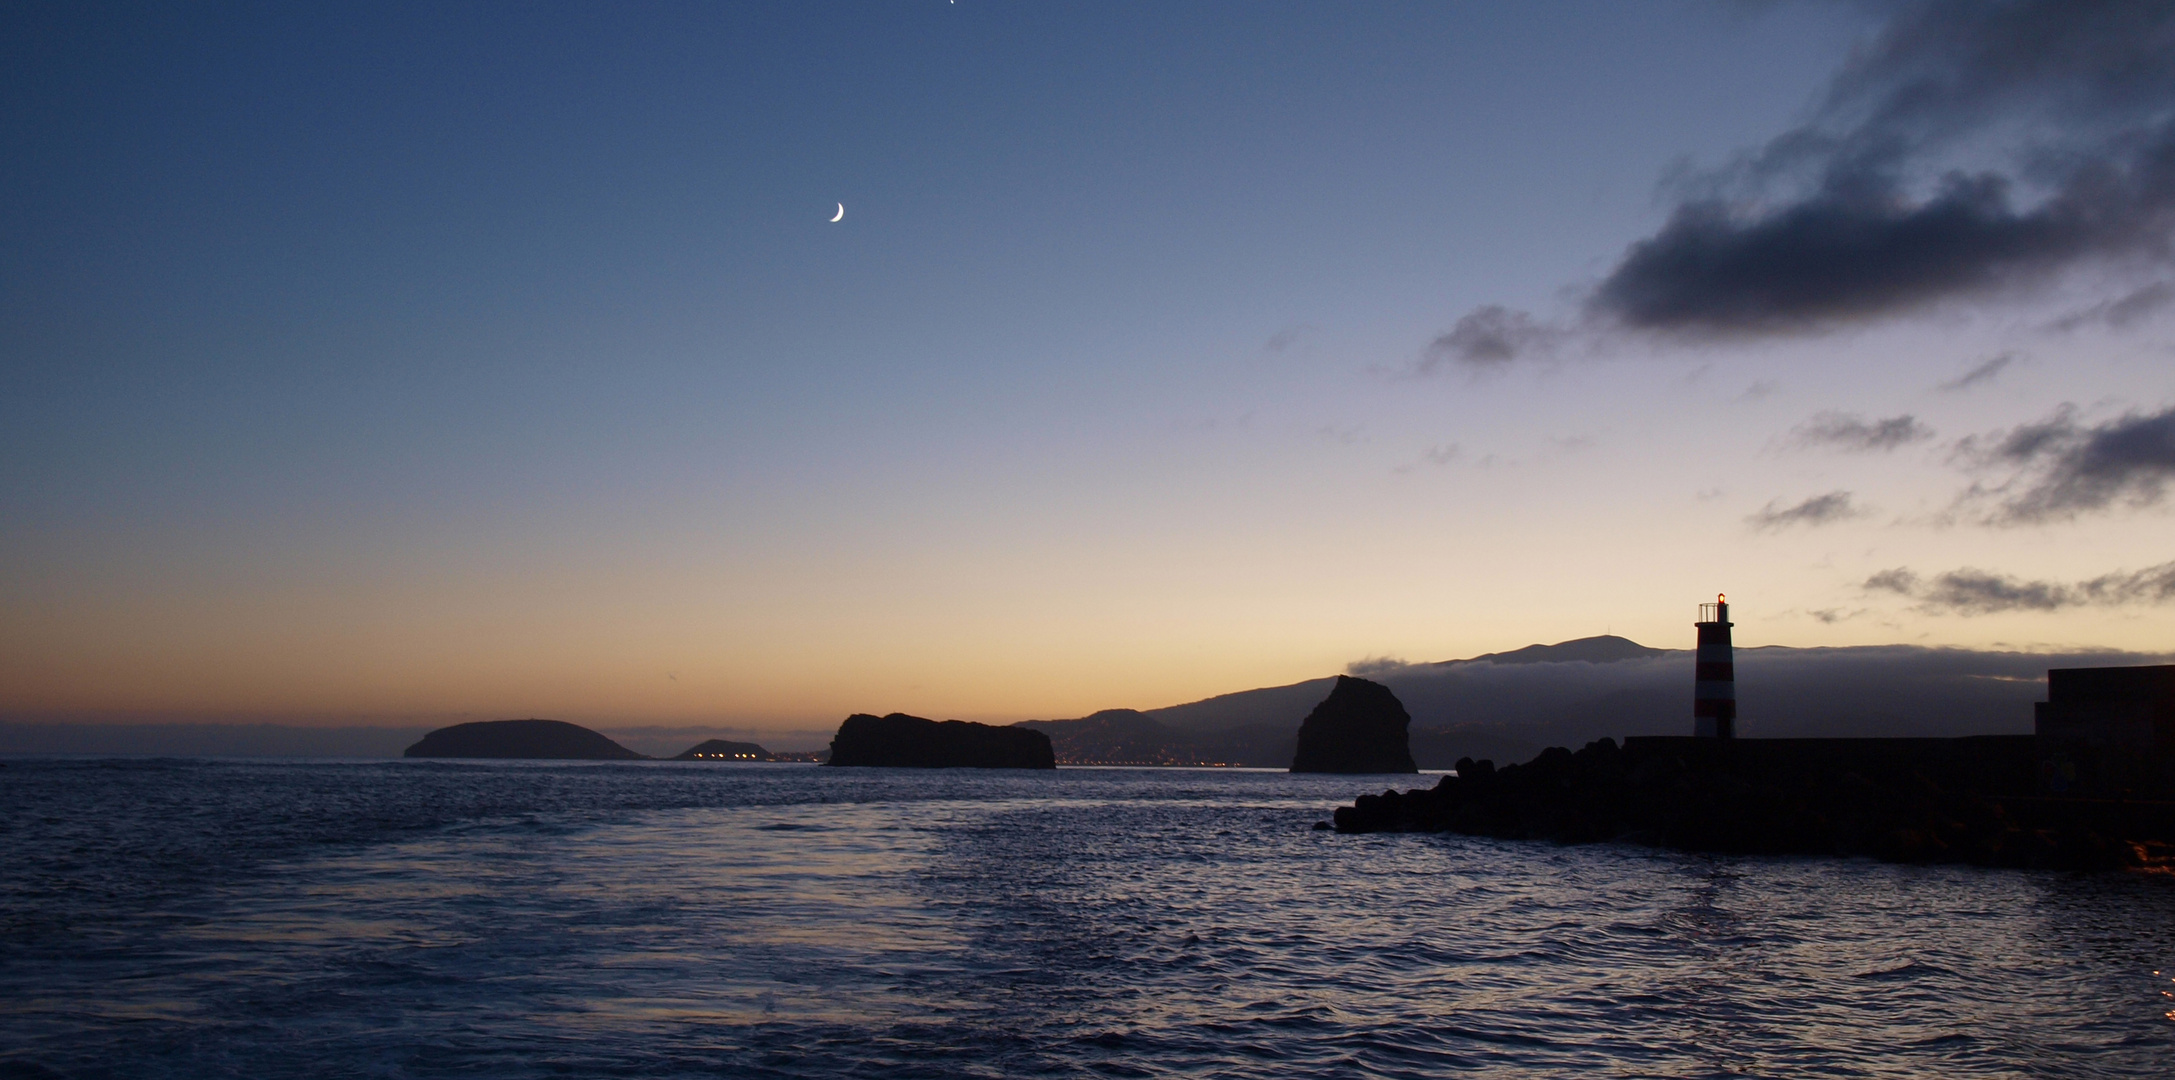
top-left (830, 203), bottom-right (844, 223)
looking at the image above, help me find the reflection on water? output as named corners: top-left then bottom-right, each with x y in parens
top-left (2, 760), bottom-right (2171, 1077)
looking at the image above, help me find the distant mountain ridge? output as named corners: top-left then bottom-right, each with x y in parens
top-left (1444, 634), bottom-right (1669, 666)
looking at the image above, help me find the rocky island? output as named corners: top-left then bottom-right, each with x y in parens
top-left (403, 719), bottom-right (646, 760)
top-left (824, 713), bottom-right (1055, 769)
top-left (1290, 675), bottom-right (1418, 774)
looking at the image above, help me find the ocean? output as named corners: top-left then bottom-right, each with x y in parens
top-left (3, 758), bottom-right (2171, 1078)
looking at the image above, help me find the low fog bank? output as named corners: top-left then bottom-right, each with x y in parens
top-left (1370, 644), bottom-right (2168, 767)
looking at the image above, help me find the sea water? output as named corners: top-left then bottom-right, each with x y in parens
top-left (2, 758), bottom-right (2171, 1078)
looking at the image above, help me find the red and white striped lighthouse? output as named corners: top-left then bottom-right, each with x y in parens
top-left (1693, 594), bottom-right (1735, 738)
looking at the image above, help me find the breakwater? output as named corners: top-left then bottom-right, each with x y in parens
top-left (1330, 735), bottom-right (2175, 872)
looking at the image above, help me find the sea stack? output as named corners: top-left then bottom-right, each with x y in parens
top-left (1289, 675), bottom-right (1419, 774)
top-left (823, 713), bottom-right (1056, 769)
top-left (403, 719), bottom-right (646, 760)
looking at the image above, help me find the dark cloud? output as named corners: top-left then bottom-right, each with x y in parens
top-left (1747, 490), bottom-right (1864, 530)
top-left (1420, 305), bottom-right (1558, 371)
top-left (1965, 404), bottom-right (2079, 464)
top-left (1262, 325), bottom-right (1311, 353)
top-left (1448, 1), bottom-right (2175, 344)
top-left (1863, 567), bottom-right (1921, 594)
top-left (1937, 353), bottom-right (2017, 391)
top-left (1866, 560), bottom-right (2175, 613)
top-left (1955, 404), bottom-right (2175, 522)
top-left (1788, 410), bottom-right (1935, 451)
top-left (1919, 568), bottom-right (2073, 612)
top-left (1593, 176), bottom-right (2099, 332)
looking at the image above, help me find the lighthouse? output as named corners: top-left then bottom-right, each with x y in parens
top-left (1693, 594), bottom-right (1735, 738)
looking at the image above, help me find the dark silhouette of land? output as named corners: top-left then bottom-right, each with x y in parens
top-left (1017, 710), bottom-right (1196, 765)
top-left (1289, 676), bottom-right (1417, 774)
top-left (1014, 709), bottom-right (1273, 766)
top-left (403, 719), bottom-right (645, 760)
top-left (825, 713), bottom-right (1055, 769)
top-left (673, 739), bottom-right (776, 761)
top-left (12, 638), bottom-right (2165, 762)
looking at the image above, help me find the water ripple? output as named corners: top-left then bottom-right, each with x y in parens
top-left (2, 760), bottom-right (2172, 1076)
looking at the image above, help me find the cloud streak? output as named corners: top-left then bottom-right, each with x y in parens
top-left (1392, 443), bottom-right (1462, 473)
top-left (1787, 411), bottom-right (1934, 452)
top-left (2048, 281), bottom-right (2175, 331)
top-left (1747, 490), bottom-right (1864, 530)
top-left (1865, 560), bottom-right (2175, 614)
top-left (1937, 353), bottom-right (2016, 391)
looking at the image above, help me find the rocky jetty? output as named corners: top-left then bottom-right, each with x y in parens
top-left (673, 739), bottom-right (775, 761)
top-left (1328, 735), bottom-right (2175, 872)
top-left (824, 713), bottom-right (1056, 769)
top-left (1290, 675), bottom-right (1418, 774)
top-left (404, 719), bottom-right (645, 760)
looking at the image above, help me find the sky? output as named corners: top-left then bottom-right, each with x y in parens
top-left (4, 1), bottom-right (2173, 731)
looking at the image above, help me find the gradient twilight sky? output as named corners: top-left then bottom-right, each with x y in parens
top-left (5, 1), bottom-right (2173, 729)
